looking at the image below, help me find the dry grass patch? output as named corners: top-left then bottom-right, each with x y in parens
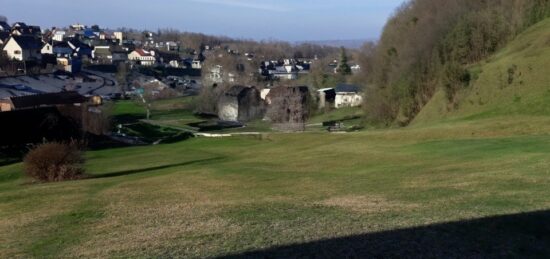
top-left (66, 173), bottom-right (245, 257)
top-left (318, 195), bottom-right (418, 214)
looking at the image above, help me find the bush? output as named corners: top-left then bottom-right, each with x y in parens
top-left (23, 141), bottom-right (86, 182)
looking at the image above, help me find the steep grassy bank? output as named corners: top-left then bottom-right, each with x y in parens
top-left (414, 18), bottom-right (550, 124)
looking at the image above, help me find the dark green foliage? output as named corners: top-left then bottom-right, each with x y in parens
top-left (363, 0), bottom-right (550, 124)
top-left (508, 65), bottom-right (518, 85)
top-left (443, 61), bottom-right (471, 102)
top-left (336, 47), bottom-right (352, 76)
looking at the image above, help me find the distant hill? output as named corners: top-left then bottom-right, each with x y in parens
top-left (296, 39), bottom-right (369, 49)
top-left (413, 18), bottom-right (550, 125)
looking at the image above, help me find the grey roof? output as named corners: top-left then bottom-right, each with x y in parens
top-left (11, 36), bottom-right (43, 50)
top-left (94, 47), bottom-right (112, 56)
top-left (335, 83), bottom-right (361, 93)
top-left (12, 22), bottom-right (27, 28)
top-left (0, 31), bottom-right (10, 42)
top-left (53, 41), bottom-right (71, 48)
top-left (0, 22), bottom-right (10, 31)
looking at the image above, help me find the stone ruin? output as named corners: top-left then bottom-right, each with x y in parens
top-left (217, 85), bottom-right (266, 122)
top-left (265, 86), bottom-right (311, 131)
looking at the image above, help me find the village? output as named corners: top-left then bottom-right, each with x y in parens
top-left (0, 17), bottom-right (364, 145)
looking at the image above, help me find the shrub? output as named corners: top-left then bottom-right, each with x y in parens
top-left (23, 141), bottom-right (86, 182)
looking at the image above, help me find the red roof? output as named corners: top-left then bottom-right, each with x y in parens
top-left (134, 49), bottom-right (152, 57)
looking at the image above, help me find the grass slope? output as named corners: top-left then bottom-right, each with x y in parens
top-left (1, 116), bottom-right (550, 257)
top-left (414, 18), bottom-right (550, 124)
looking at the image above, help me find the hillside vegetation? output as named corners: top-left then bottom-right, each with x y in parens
top-left (414, 17), bottom-right (550, 124)
top-left (361, 0), bottom-right (550, 125)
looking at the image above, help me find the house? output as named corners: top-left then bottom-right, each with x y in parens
top-left (351, 64), bottom-right (361, 73)
top-left (111, 50), bottom-right (128, 64)
top-left (41, 42), bottom-right (53, 54)
top-left (128, 49), bottom-right (156, 66)
top-left (2, 36), bottom-right (43, 61)
top-left (93, 46), bottom-right (112, 64)
top-left (11, 23), bottom-right (41, 36)
top-left (317, 88), bottom-right (336, 109)
top-left (271, 66), bottom-right (298, 80)
top-left (52, 30), bottom-right (66, 42)
top-left (0, 91), bottom-right (87, 112)
top-left (192, 59), bottom-right (202, 69)
top-left (217, 85), bottom-right (266, 122)
top-left (165, 41), bottom-right (179, 51)
top-left (264, 86), bottom-right (310, 131)
top-left (0, 21), bottom-right (10, 32)
top-left (113, 32), bottom-right (123, 45)
top-left (317, 84), bottom-right (363, 109)
top-left (66, 38), bottom-right (94, 59)
top-left (53, 41), bottom-right (74, 58)
top-left (157, 51), bottom-right (181, 68)
top-left (70, 24), bottom-right (85, 31)
top-left (259, 59), bottom-right (309, 81)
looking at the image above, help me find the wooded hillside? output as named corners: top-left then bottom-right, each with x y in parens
top-left (361, 0), bottom-right (550, 125)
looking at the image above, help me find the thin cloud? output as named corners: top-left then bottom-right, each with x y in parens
top-left (188, 0), bottom-right (291, 12)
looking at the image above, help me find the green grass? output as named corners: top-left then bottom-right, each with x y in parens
top-left (309, 107), bottom-right (363, 124)
top-left (1, 115), bottom-right (550, 257)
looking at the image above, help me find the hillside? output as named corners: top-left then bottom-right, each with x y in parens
top-left (413, 18), bottom-right (550, 124)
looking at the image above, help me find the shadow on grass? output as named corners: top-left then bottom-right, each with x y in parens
top-left (92, 157), bottom-right (224, 179)
top-left (113, 114), bottom-right (146, 124)
top-left (220, 210), bottom-right (550, 258)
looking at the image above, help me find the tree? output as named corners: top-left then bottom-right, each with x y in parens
top-left (336, 47), bottom-right (352, 76)
top-left (116, 62), bottom-right (129, 93)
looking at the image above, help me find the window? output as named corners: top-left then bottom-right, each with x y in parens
top-left (14, 50), bottom-right (21, 54)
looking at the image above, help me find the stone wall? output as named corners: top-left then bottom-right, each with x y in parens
top-left (217, 86), bottom-right (265, 122)
top-left (265, 86), bottom-right (310, 131)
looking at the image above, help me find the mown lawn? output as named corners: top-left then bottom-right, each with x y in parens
top-left (1, 115), bottom-right (550, 257)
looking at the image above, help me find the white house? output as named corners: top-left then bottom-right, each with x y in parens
top-left (334, 84), bottom-right (363, 108)
top-left (192, 59), bottom-right (202, 69)
top-left (41, 42), bottom-right (53, 54)
top-left (2, 36), bottom-right (43, 61)
top-left (52, 31), bottom-right (66, 42)
top-left (113, 32), bottom-right (123, 45)
top-left (128, 49), bottom-right (156, 66)
top-left (318, 84), bottom-right (363, 109)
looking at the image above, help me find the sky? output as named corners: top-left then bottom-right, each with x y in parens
top-left (2, 0), bottom-right (406, 41)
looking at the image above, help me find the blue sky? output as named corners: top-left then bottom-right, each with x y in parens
top-left (2, 0), bottom-right (406, 41)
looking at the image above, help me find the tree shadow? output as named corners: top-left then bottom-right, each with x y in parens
top-left (91, 157), bottom-right (224, 179)
top-left (220, 210), bottom-right (550, 258)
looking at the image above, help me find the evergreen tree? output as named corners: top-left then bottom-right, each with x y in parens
top-left (336, 47), bottom-right (352, 76)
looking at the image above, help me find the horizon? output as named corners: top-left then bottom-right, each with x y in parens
top-left (1, 0), bottom-right (405, 42)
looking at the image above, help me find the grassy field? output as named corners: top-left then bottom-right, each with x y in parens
top-left (1, 114), bottom-right (550, 257)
